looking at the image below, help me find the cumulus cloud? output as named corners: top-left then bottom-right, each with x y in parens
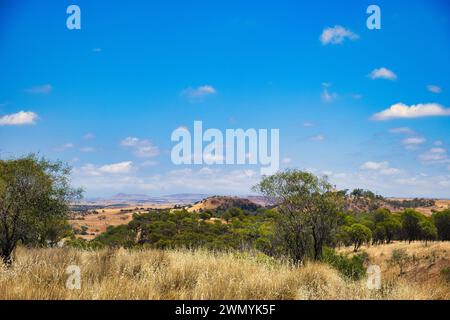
top-left (55, 143), bottom-right (74, 151)
top-left (427, 85), bottom-right (442, 94)
top-left (369, 67), bottom-right (397, 80)
top-left (321, 83), bottom-right (337, 103)
top-left (316, 167), bottom-right (450, 199)
top-left (320, 25), bottom-right (359, 45)
top-left (0, 111), bottom-right (38, 126)
top-left (419, 148), bottom-right (449, 164)
top-left (321, 88), bottom-right (337, 103)
top-left (121, 137), bottom-right (159, 158)
top-left (76, 161), bottom-right (134, 178)
top-left (402, 137), bottom-right (426, 146)
top-left (182, 85), bottom-right (216, 99)
top-left (309, 134), bottom-right (325, 142)
top-left (389, 127), bottom-right (415, 135)
top-left (25, 84), bottom-right (53, 94)
top-left (121, 137), bottom-right (140, 147)
top-left (302, 121), bottom-right (315, 127)
top-left (140, 160), bottom-right (158, 167)
top-left (99, 161), bottom-right (133, 174)
top-left (360, 161), bottom-right (401, 175)
top-left (371, 103), bottom-right (450, 121)
top-left (72, 167), bottom-right (260, 195)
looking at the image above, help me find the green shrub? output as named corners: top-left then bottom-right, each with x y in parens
top-left (322, 247), bottom-right (368, 280)
top-left (441, 266), bottom-right (450, 283)
top-left (389, 248), bottom-right (411, 275)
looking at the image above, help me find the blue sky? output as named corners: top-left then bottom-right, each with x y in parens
top-left (1, 0), bottom-right (449, 198)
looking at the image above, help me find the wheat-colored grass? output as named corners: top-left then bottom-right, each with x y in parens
top-left (0, 243), bottom-right (449, 300)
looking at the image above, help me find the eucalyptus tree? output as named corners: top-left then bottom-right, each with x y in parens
top-left (0, 155), bottom-right (81, 266)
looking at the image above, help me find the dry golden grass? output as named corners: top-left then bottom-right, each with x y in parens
top-left (340, 241), bottom-right (449, 281)
top-left (69, 204), bottom-right (172, 240)
top-left (0, 243), bottom-right (449, 300)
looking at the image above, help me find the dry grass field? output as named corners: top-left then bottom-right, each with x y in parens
top-left (0, 242), bottom-right (449, 300)
top-left (387, 199), bottom-right (450, 216)
top-left (339, 242), bottom-right (450, 285)
top-left (70, 204), bottom-right (173, 240)
top-left (416, 199), bottom-right (450, 216)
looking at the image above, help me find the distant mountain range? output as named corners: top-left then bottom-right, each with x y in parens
top-left (82, 193), bottom-right (211, 204)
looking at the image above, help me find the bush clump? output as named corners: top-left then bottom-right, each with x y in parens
top-left (321, 247), bottom-right (368, 280)
top-left (441, 266), bottom-right (450, 283)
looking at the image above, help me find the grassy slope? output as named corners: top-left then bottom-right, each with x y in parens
top-left (0, 242), bottom-right (449, 300)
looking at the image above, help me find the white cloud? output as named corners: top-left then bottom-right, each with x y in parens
top-left (83, 133), bottom-right (95, 140)
top-left (439, 179), bottom-right (450, 187)
top-left (369, 67), bottom-right (397, 80)
top-left (77, 161), bottom-right (133, 176)
top-left (402, 137), bottom-right (426, 146)
top-left (92, 48), bottom-right (102, 53)
top-left (427, 85), bottom-right (442, 94)
top-left (164, 168), bottom-right (259, 193)
top-left (99, 161), bottom-right (133, 174)
top-left (310, 134), bottom-right (325, 142)
top-left (0, 111), bottom-right (38, 126)
top-left (72, 167), bottom-right (260, 195)
top-left (135, 145), bottom-right (159, 158)
top-left (120, 137), bottom-right (140, 147)
top-left (389, 127), bottom-right (415, 135)
top-left (360, 161), bottom-right (401, 175)
top-left (419, 148), bottom-right (449, 164)
top-left (434, 140), bottom-right (443, 146)
top-left (282, 157), bottom-right (292, 164)
top-left (25, 84), bottom-right (53, 94)
top-left (55, 143), bottom-right (74, 151)
top-left (302, 121), bottom-right (314, 127)
top-left (321, 88), bottom-right (337, 103)
top-left (79, 147), bottom-right (96, 153)
top-left (320, 25), bottom-right (359, 45)
top-left (328, 168), bottom-right (450, 198)
top-left (371, 103), bottom-right (450, 121)
top-left (140, 160), bottom-right (158, 167)
top-left (77, 164), bottom-right (102, 177)
top-left (360, 161), bottom-right (385, 170)
top-left (182, 85), bottom-right (217, 99)
top-left (121, 137), bottom-right (159, 158)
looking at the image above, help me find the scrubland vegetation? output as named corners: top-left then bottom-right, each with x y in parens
top-left (1, 156), bottom-right (449, 300)
top-left (0, 242), bottom-right (448, 300)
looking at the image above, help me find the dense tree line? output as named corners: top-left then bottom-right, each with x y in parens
top-left (89, 208), bottom-right (277, 254)
top-left (334, 208), bottom-right (448, 250)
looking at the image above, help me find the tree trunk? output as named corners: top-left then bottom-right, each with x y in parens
top-left (1, 247), bottom-right (14, 267)
top-left (314, 240), bottom-right (322, 260)
top-left (312, 230), bottom-right (323, 261)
